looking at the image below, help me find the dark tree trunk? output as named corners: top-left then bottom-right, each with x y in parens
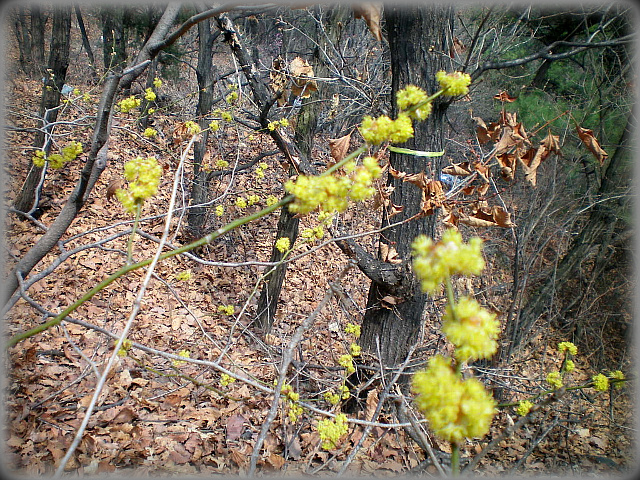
top-left (13, 6), bottom-right (72, 214)
top-left (255, 6), bottom-right (349, 334)
top-left (74, 5), bottom-right (99, 81)
top-left (187, 15), bottom-right (219, 239)
top-left (12, 7), bottom-right (32, 75)
top-left (358, 6), bottom-right (453, 370)
top-left (30, 5), bottom-right (46, 76)
top-left (101, 7), bottom-right (127, 74)
top-left (501, 112), bottom-right (633, 360)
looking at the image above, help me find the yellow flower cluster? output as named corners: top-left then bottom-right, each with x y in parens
top-left (143, 128), bottom-right (157, 138)
top-left (592, 373), bottom-right (609, 392)
top-left (184, 120), bottom-right (201, 135)
top-left (338, 354), bottom-right (355, 375)
top-left (339, 385), bottom-right (350, 400)
top-left (226, 90), bottom-right (238, 104)
top-left (396, 85), bottom-right (432, 120)
top-left (247, 194), bottom-right (260, 206)
top-left (32, 141), bottom-right (83, 169)
top-left (267, 118), bottom-right (289, 131)
top-left (115, 156), bottom-right (162, 214)
top-left (516, 400), bottom-right (534, 416)
top-left (209, 120), bottom-right (220, 132)
top-left (412, 229), bottom-right (485, 293)
top-left (275, 237), bottom-right (291, 253)
top-left (175, 270), bottom-right (192, 281)
top-left (216, 158), bottom-right (229, 169)
top-left (324, 390), bottom-right (341, 406)
top-left (255, 161), bottom-right (270, 179)
top-left (301, 226), bottom-right (324, 241)
top-left (349, 343), bottom-right (361, 357)
top-left (235, 197), bottom-right (247, 209)
top-left (344, 323), bottom-right (361, 338)
top-left (546, 371), bottom-right (563, 389)
top-left (609, 370), bottom-right (625, 389)
top-left (412, 355), bottom-right (496, 443)
top-left (435, 71), bottom-right (472, 96)
top-left (220, 373), bottom-right (235, 387)
top-left (172, 349), bottom-right (190, 367)
top-left (265, 195), bottom-right (279, 207)
top-left (360, 113), bottom-right (414, 145)
top-left (215, 205), bottom-right (224, 216)
top-left (218, 304), bottom-right (235, 315)
top-left (442, 297), bottom-right (499, 362)
top-left (317, 414), bottom-right (349, 450)
top-left (118, 95), bottom-right (141, 113)
top-left (280, 383), bottom-right (303, 423)
top-left (144, 87), bottom-right (156, 102)
top-left (153, 77), bottom-right (162, 88)
top-left (285, 156), bottom-right (382, 214)
top-left (563, 359), bottom-right (576, 373)
top-left (117, 338), bottom-right (133, 357)
top-left (558, 341), bottom-right (578, 356)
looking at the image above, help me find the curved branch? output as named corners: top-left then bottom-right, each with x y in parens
top-left (471, 34), bottom-right (635, 80)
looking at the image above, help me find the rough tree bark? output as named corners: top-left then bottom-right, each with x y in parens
top-left (356, 6), bottom-right (454, 371)
top-left (186, 14), bottom-right (219, 239)
top-left (13, 6), bottom-right (72, 214)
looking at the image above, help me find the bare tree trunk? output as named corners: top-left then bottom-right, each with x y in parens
top-left (74, 5), bottom-right (98, 81)
top-left (357, 6), bottom-right (453, 370)
top-left (187, 14), bottom-right (219, 239)
top-left (13, 6), bottom-right (72, 214)
top-left (30, 5), bottom-right (46, 76)
top-left (255, 6), bottom-right (350, 334)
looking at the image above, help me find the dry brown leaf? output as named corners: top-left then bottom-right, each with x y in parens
top-left (576, 125), bottom-right (607, 165)
top-left (491, 205), bottom-right (516, 228)
top-left (494, 90), bottom-right (517, 102)
top-left (225, 413), bottom-right (246, 442)
top-left (106, 178), bottom-right (123, 202)
top-left (266, 453), bottom-right (285, 469)
top-left (289, 57), bottom-right (317, 98)
top-left (353, 4), bottom-right (382, 41)
top-left (442, 162), bottom-right (472, 176)
top-left (328, 133), bottom-right (351, 163)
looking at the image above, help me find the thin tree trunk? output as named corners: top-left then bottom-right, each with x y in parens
top-left (187, 14), bottom-right (219, 239)
top-left (74, 5), bottom-right (98, 80)
top-left (255, 6), bottom-right (349, 334)
top-left (30, 5), bottom-right (46, 77)
top-left (358, 5), bottom-right (453, 370)
top-left (13, 6), bottom-right (72, 214)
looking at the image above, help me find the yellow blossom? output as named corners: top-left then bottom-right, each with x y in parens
top-left (172, 349), bottom-right (190, 367)
top-left (442, 296), bottom-right (499, 362)
top-left (558, 341), bottom-right (578, 356)
top-left (435, 71), bottom-right (471, 96)
top-left (412, 355), bottom-right (496, 443)
top-left (546, 371), bottom-right (563, 389)
top-left (143, 128), bottom-right (157, 138)
top-left (412, 229), bottom-right (485, 293)
top-left (218, 304), bottom-right (235, 315)
top-left (235, 197), bottom-right (247, 209)
top-left (153, 77), bottom-right (162, 88)
top-left (144, 87), bottom-right (156, 102)
top-left (215, 205), bottom-right (224, 216)
top-left (592, 373), bottom-right (609, 392)
top-left (275, 237), bottom-right (291, 253)
top-left (516, 400), bottom-right (534, 416)
top-left (317, 414), bottom-right (349, 450)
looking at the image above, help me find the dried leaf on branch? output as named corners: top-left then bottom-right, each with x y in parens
top-left (576, 125), bottom-right (608, 165)
top-left (328, 133), bottom-right (352, 164)
top-left (353, 3), bottom-right (382, 41)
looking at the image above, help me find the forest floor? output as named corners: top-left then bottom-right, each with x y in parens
top-left (3, 70), bottom-right (636, 477)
